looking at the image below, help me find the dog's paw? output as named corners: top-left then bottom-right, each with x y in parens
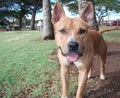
top-left (88, 74), bottom-right (91, 79)
top-left (100, 75), bottom-right (105, 80)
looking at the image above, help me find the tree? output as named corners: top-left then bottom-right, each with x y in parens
top-left (20, 0), bottom-right (42, 30)
top-left (12, 2), bottom-right (30, 29)
top-left (41, 0), bottom-right (54, 40)
top-left (94, 0), bottom-right (120, 25)
top-left (95, 5), bottom-right (108, 25)
top-left (0, 0), bottom-right (30, 29)
top-left (94, 0), bottom-right (120, 12)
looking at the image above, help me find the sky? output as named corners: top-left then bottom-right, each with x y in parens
top-left (33, 0), bottom-right (120, 21)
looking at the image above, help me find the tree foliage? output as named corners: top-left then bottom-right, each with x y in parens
top-left (94, 0), bottom-right (120, 12)
top-left (94, 0), bottom-right (120, 25)
top-left (20, 0), bottom-right (42, 30)
top-left (0, 0), bottom-right (30, 29)
top-left (0, 0), bottom-right (42, 30)
top-left (62, 0), bottom-right (120, 17)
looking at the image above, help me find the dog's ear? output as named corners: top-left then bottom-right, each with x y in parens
top-left (51, 1), bottom-right (65, 24)
top-left (80, 2), bottom-right (94, 25)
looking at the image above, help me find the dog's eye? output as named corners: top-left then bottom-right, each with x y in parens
top-left (59, 29), bottom-right (66, 34)
top-left (79, 29), bottom-right (86, 34)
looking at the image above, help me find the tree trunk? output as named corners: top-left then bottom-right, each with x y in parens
top-left (19, 17), bottom-right (22, 30)
top-left (31, 9), bottom-right (36, 30)
top-left (42, 0), bottom-right (54, 40)
top-left (77, 0), bottom-right (99, 30)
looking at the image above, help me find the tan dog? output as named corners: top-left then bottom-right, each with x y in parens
top-left (51, 1), bottom-right (118, 98)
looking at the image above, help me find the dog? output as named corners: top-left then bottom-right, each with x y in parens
top-left (51, 1), bottom-right (118, 98)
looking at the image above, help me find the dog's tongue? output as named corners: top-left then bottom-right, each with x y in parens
top-left (66, 53), bottom-right (79, 62)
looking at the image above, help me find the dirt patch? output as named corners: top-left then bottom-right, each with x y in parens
top-left (70, 42), bottom-right (120, 98)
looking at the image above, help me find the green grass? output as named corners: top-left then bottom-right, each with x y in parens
top-left (103, 29), bottom-right (120, 42)
top-left (0, 30), bottom-right (60, 97)
top-left (0, 28), bottom-right (120, 98)
top-left (100, 26), bottom-right (120, 42)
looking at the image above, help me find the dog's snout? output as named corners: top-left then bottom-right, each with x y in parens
top-left (68, 42), bottom-right (79, 51)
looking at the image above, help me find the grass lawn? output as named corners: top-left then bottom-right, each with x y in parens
top-left (103, 27), bottom-right (120, 42)
top-left (0, 30), bottom-right (60, 98)
top-left (0, 27), bottom-right (120, 98)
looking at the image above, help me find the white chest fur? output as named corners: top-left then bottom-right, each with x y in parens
top-left (74, 59), bottom-right (84, 68)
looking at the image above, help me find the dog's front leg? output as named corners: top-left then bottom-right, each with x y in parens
top-left (76, 69), bottom-right (89, 98)
top-left (60, 65), bottom-right (70, 98)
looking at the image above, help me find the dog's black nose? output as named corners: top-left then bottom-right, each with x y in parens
top-left (68, 42), bottom-right (79, 51)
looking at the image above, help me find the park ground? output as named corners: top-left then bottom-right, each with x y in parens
top-left (0, 27), bottom-right (120, 98)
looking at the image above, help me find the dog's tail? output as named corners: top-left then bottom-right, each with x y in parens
top-left (98, 26), bottom-right (119, 34)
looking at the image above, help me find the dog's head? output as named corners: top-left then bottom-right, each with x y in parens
top-left (52, 2), bottom-right (94, 62)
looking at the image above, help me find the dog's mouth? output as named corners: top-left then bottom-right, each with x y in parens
top-left (58, 46), bottom-right (83, 62)
top-left (66, 53), bottom-right (79, 62)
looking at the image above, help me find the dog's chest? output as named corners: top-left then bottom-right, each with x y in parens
top-left (74, 60), bottom-right (84, 68)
